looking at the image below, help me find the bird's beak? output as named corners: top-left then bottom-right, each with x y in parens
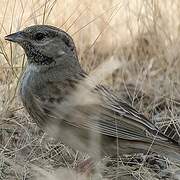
top-left (4, 31), bottom-right (24, 43)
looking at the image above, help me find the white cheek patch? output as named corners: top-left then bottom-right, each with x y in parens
top-left (57, 50), bottom-right (65, 56)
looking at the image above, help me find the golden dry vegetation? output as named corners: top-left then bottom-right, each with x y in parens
top-left (1, 0), bottom-right (180, 179)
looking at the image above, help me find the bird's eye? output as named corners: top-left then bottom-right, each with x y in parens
top-left (34, 33), bottom-right (46, 41)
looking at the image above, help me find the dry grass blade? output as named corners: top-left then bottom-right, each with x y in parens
top-left (89, 3), bottom-right (123, 49)
top-left (72, 1), bottom-right (122, 35)
top-left (66, 8), bottom-right (87, 32)
top-left (42, 0), bottom-right (48, 25)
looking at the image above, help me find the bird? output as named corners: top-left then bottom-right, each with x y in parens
top-left (4, 25), bottom-right (180, 164)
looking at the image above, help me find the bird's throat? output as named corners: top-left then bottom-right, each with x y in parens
top-left (26, 45), bottom-right (55, 66)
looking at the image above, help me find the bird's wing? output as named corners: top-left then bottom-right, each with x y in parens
top-left (53, 85), bottom-right (171, 144)
top-left (67, 101), bottom-right (170, 144)
top-left (35, 79), bottom-right (171, 145)
top-left (76, 85), bottom-right (170, 143)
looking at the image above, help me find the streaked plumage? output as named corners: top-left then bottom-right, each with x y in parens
top-left (5, 25), bottom-right (180, 162)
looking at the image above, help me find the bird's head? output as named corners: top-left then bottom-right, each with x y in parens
top-left (5, 25), bottom-right (78, 66)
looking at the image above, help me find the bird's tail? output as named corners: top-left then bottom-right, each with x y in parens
top-left (152, 139), bottom-right (180, 164)
top-left (158, 124), bottom-right (180, 164)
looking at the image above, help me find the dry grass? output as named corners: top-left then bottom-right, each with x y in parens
top-left (1, 0), bottom-right (180, 179)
